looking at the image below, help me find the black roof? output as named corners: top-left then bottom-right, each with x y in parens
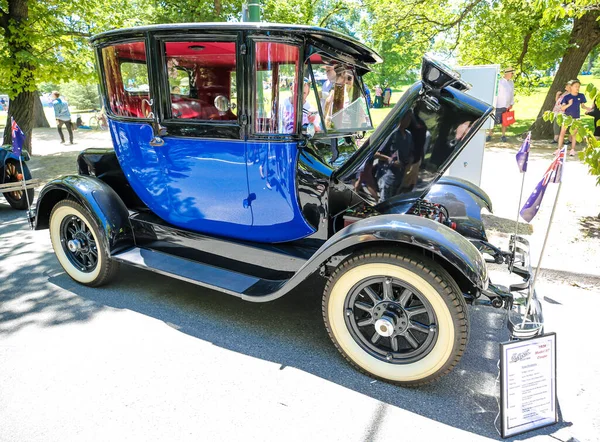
top-left (90, 22), bottom-right (382, 66)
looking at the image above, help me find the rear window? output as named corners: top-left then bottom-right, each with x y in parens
top-left (101, 41), bottom-right (151, 119)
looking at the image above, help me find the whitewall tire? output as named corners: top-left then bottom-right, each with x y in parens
top-left (323, 250), bottom-right (469, 386)
top-left (49, 199), bottom-right (119, 287)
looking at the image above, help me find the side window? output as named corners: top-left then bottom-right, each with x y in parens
top-left (164, 41), bottom-right (237, 121)
top-left (101, 41), bottom-right (151, 118)
top-left (254, 42), bottom-right (300, 134)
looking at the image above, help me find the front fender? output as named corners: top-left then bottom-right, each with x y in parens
top-left (243, 214), bottom-right (488, 301)
top-left (34, 175), bottom-right (133, 254)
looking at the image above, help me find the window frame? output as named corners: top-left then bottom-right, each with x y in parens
top-left (304, 47), bottom-right (375, 136)
top-left (153, 33), bottom-right (242, 139)
top-left (249, 36), bottom-right (304, 140)
top-left (95, 37), bottom-right (154, 123)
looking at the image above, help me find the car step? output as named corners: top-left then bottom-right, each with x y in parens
top-left (111, 247), bottom-right (287, 298)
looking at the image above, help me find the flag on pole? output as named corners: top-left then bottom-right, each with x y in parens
top-left (516, 132), bottom-right (531, 172)
top-left (520, 146), bottom-right (566, 222)
top-left (11, 117), bottom-right (25, 157)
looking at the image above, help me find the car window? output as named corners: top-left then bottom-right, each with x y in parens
top-left (101, 41), bottom-right (151, 119)
top-left (254, 42), bottom-right (300, 134)
top-left (310, 54), bottom-right (373, 133)
top-left (164, 41), bottom-right (237, 121)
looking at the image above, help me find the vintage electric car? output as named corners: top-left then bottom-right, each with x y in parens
top-left (31, 23), bottom-right (542, 386)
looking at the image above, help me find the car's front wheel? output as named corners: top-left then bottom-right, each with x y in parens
top-left (49, 199), bottom-right (119, 287)
top-left (323, 250), bottom-right (469, 386)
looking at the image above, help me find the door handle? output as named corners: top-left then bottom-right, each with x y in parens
top-left (149, 136), bottom-right (165, 147)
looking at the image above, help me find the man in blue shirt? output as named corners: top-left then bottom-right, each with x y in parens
top-left (51, 91), bottom-right (74, 144)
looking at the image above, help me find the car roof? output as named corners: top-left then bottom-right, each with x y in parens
top-left (90, 22), bottom-right (383, 66)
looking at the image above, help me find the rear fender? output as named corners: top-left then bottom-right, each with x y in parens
top-left (425, 179), bottom-right (492, 241)
top-left (34, 175), bottom-right (133, 254)
top-left (243, 214), bottom-right (488, 301)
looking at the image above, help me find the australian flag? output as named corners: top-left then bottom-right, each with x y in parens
top-left (516, 132), bottom-right (531, 172)
top-left (520, 146), bottom-right (565, 222)
top-left (11, 117), bottom-right (25, 157)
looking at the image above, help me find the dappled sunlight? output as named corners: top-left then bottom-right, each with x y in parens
top-left (0, 211), bottom-right (105, 336)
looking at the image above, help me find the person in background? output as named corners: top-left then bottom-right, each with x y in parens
top-left (374, 85), bottom-right (383, 108)
top-left (383, 84), bottom-right (392, 107)
top-left (364, 83), bottom-right (372, 108)
top-left (320, 64), bottom-right (337, 109)
top-left (280, 78), bottom-right (321, 134)
top-left (487, 67), bottom-right (515, 143)
top-left (552, 81), bottom-right (572, 144)
top-left (585, 98), bottom-right (600, 139)
top-left (558, 79), bottom-right (592, 156)
top-left (51, 91), bottom-right (74, 144)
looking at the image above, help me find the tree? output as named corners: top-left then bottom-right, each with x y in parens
top-left (0, 0), bottom-right (153, 152)
top-left (530, 9), bottom-right (600, 138)
top-left (360, 0), bottom-right (488, 86)
top-left (453, 0), bottom-right (570, 92)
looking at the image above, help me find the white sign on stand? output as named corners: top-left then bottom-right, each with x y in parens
top-left (447, 64), bottom-right (500, 186)
top-left (500, 333), bottom-right (558, 438)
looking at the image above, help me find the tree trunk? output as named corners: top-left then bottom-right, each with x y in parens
top-left (33, 92), bottom-right (50, 128)
top-left (530, 11), bottom-right (600, 139)
top-left (1, 0), bottom-right (35, 153)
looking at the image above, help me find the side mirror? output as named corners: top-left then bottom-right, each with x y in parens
top-left (214, 95), bottom-right (230, 113)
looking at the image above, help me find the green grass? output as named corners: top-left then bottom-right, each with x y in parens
top-left (370, 76), bottom-right (600, 136)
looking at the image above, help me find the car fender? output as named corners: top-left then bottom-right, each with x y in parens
top-left (243, 214), bottom-right (488, 301)
top-left (436, 176), bottom-right (493, 213)
top-left (425, 181), bottom-right (491, 241)
top-left (34, 175), bottom-right (133, 254)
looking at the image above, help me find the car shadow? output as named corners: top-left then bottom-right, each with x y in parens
top-left (1, 206), bottom-right (569, 440)
top-left (44, 264), bottom-right (569, 440)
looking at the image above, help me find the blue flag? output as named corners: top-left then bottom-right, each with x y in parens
top-left (516, 132), bottom-right (531, 173)
top-left (11, 117), bottom-right (25, 157)
top-left (520, 147), bottom-right (565, 222)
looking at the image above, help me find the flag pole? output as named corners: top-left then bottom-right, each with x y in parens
top-left (511, 171), bottom-right (527, 270)
top-left (511, 132), bottom-right (530, 272)
top-left (521, 149), bottom-right (566, 326)
top-left (18, 152), bottom-right (32, 215)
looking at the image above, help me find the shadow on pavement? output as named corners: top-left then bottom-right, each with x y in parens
top-left (0, 205), bottom-right (571, 440)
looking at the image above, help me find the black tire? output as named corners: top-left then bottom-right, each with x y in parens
top-left (323, 250), bottom-right (469, 386)
top-left (3, 160), bottom-right (34, 210)
top-left (49, 199), bottom-right (119, 287)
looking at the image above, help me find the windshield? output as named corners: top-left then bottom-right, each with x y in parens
top-left (306, 53), bottom-right (373, 134)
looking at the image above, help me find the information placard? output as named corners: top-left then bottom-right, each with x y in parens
top-left (500, 333), bottom-right (557, 438)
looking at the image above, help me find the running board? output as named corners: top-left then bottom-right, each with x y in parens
top-left (112, 247), bottom-right (287, 298)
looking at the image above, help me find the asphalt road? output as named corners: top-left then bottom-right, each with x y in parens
top-left (0, 202), bottom-right (598, 442)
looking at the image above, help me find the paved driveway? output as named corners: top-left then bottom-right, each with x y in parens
top-left (0, 204), bottom-right (598, 441)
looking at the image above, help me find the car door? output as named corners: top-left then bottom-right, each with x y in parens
top-left (98, 39), bottom-right (172, 218)
top-left (152, 34), bottom-right (253, 237)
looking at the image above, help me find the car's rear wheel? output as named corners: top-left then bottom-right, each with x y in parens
top-left (3, 160), bottom-right (34, 210)
top-left (323, 250), bottom-right (469, 386)
top-left (49, 199), bottom-right (119, 286)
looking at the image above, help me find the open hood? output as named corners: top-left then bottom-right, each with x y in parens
top-left (333, 57), bottom-right (492, 214)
